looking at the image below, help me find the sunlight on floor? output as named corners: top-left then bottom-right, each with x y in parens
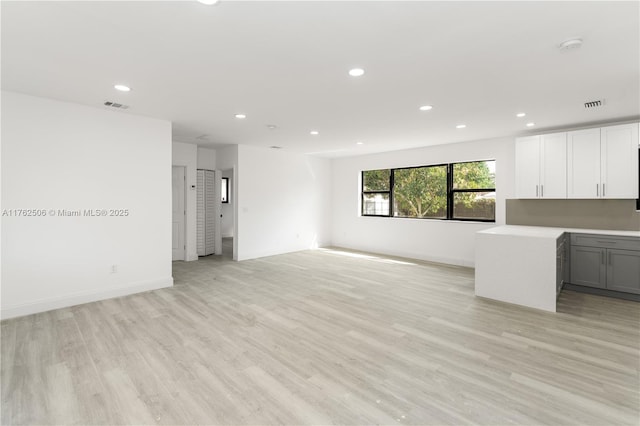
top-left (318, 248), bottom-right (417, 266)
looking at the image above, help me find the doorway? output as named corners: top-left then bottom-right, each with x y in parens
top-left (221, 168), bottom-right (235, 259)
top-left (171, 166), bottom-right (186, 261)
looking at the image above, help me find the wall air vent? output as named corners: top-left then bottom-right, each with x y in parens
top-left (584, 100), bottom-right (603, 109)
top-left (104, 101), bottom-right (129, 110)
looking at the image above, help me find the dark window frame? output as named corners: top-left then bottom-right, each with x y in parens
top-left (221, 177), bottom-right (229, 203)
top-left (361, 170), bottom-right (392, 217)
top-left (361, 160), bottom-right (496, 222)
top-left (450, 161), bottom-right (496, 221)
top-left (392, 163), bottom-right (448, 219)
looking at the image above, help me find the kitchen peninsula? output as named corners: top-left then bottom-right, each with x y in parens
top-left (475, 225), bottom-right (640, 312)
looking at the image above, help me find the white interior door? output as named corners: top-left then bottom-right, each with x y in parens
top-left (172, 166), bottom-right (186, 261)
top-left (214, 170), bottom-right (223, 255)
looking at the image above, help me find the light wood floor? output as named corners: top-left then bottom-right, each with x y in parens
top-left (2, 246), bottom-right (639, 425)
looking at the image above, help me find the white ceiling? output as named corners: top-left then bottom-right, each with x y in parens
top-left (2, 1), bottom-right (639, 157)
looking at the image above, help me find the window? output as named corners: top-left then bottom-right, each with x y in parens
top-left (451, 160), bottom-right (495, 221)
top-left (393, 165), bottom-right (447, 218)
top-left (221, 177), bottom-right (229, 203)
top-left (361, 160), bottom-right (495, 222)
top-left (361, 169), bottom-right (391, 216)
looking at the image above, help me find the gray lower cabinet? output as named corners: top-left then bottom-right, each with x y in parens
top-left (557, 234), bottom-right (569, 296)
top-left (570, 246), bottom-right (606, 289)
top-left (607, 249), bottom-right (640, 294)
top-left (570, 234), bottom-right (640, 295)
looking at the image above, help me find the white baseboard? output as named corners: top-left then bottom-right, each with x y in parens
top-left (1, 277), bottom-right (173, 320)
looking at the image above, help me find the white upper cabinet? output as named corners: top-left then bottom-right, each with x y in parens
top-left (567, 123), bottom-right (639, 199)
top-left (517, 122), bottom-right (639, 200)
top-left (515, 133), bottom-right (566, 199)
top-left (515, 136), bottom-right (541, 198)
top-left (540, 132), bottom-right (567, 198)
top-left (601, 123), bottom-right (639, 199)
top-left (567, 128), bottom-right (601, 198)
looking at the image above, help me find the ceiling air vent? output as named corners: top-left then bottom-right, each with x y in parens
top-left (104, 101), bottom-right (129, 110)
top-left (584, 99), bottom-right (604, 109)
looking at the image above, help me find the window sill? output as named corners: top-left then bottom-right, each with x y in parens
top-left (360, 215), bottom-right (495, 224)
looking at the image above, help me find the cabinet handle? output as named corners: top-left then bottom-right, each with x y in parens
top-left (596, 184), bottom-right (599, 197)
top-left (541, 185), bottom-right (544, 197)
top-left (601, 250), bottom-right (605, 264)
top-left (603, 183), bottom-right (605, 197)
top-left (536, 185), bottom-right (538, 197)
top-left (608, 251), bottom-right (611, 265)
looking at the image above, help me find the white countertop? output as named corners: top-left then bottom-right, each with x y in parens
top-left (478, 225), bottom-right (640, 239)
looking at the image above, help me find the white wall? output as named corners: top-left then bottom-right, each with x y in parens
top-left (236, 145), bottom-right (332, 261)
top-left (1, 91), bottom-right (173, 319)
top-left (172, 142), bottom-right (198, 261)
top-left (197, 146), bottom-right (216, 170)
top-left (331, 137), bottom-right (514, 267)
top-left (221, 169), bottom-right (234, 238)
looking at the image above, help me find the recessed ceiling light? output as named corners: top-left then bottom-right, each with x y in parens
top-left (266, 124), bottom-right (277, 130)
top-left (558, 38), bottom-right (583, 51)
top-left (419, 105), bottom-right (433, 111)
top-left (516, 112), bottom-right (526, 118)
top-left (114, 84), bottom-right (131, 92)
top-left (348, 68), bottom-right (365, 77)
top-left (456, 124), bottom-right (466, 129)
top-left (526, 122), bottom-right (535, 127)
top-left (197, 0), bottom-right (219, 5)
top-left (234, 114), bottom-right (246, 119)
top-left (310, 130), bottom-right (319, 135)
top-left (356, 141), bottom-right (364, 145)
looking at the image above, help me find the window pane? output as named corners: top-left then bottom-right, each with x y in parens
top-left (453, 191), bottom-right (495, 220)
top-left (393, 166), bottom-right (447, 218)
top-left (221, 177), bottom-right (229, 203)
top-left (453, 160), bottom-right (495, 189)
top-left (363, 193), bottom-right (389, 216)
top-left (363, 169), bottom-right (391, 191)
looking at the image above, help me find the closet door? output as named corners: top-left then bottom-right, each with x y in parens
top-left (204, 170), bottom-right (216, 255)
top-left (196, 170), bottom-right (206, 256)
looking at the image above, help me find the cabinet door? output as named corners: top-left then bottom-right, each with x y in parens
top-left (556, 236), bottom-right (567, 296)
top-left (601, 123), bottom-right (639, 199)
top-left (606, 249), bottom-right (640, 294)
top-left (515, 136), bottom-right (541, 198)
top-left (567, 128), bottom-right (601, 198)
top-left (540, 132), bottom-right (567, 198)
top-left (570, 246), bottom-right (606, 288)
